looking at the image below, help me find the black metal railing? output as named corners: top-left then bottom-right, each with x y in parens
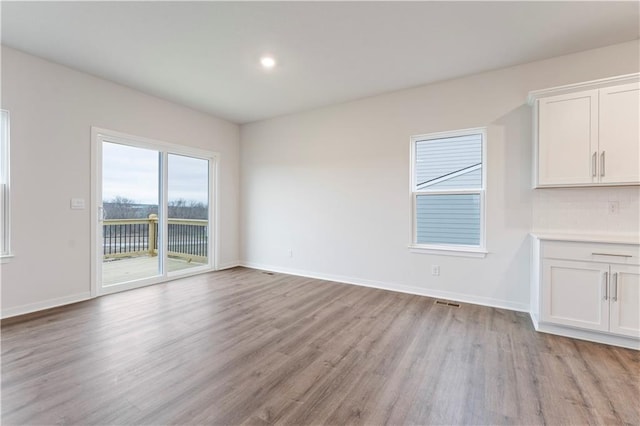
top-left (102, 215), bottom-right (207, 261)
top-left (103, 220), bottom-right (152, 256)
top-left (167, 221), bottom-right (208, 257)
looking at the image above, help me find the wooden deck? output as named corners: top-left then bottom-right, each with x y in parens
top-left (102, 255), bottom-right (206, 285)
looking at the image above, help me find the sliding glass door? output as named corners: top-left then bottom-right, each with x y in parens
top-left (167, 154), bottom-right (210, 273)
top-left (93, 128), bottom-right (216, 295)
top-left (101, 142), bottom-right (161, 286)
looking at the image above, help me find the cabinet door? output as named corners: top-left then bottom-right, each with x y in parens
top-left (537, 90), bottom-right (599, 186)
top-left (599, 82), bottom-right (640, 184)
top-left (542, 259), bottom-right (609, 331)
top-left (609, 265), bottom-right (640, 338)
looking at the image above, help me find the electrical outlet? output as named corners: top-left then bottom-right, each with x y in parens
top-left (608, 201), bottom-right (619, 214)
top-left (431, 265), bottom-right (440, 276)
top-left (288, 249), bottom-right (293, 258)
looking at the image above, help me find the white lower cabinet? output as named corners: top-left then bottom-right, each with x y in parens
top-left (542, 260), bottom-right (639, 337)
top-left (609, 264), bottom-right (640, 338)
top-left (542, 259), bottom-right (609, 332)
top-left (532, 236), bottom-right (640, 349)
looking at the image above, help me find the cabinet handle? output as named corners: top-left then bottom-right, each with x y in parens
top-left (600, 151), bottom-right (605, 177)
top-left (592, 152), bottom-right (597, 177)
top-left (603, 271), bottom-right (609, 301)
top-left (612, 272), bottom-right (618, 302)
top-left (591, 253), bottom-right (633, 258)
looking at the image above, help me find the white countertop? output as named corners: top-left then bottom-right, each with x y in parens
top-left (531, 232), bottom-right (640, 245)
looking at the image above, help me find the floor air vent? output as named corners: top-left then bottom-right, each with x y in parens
top-left (435, 300), bottom-right (461, 308)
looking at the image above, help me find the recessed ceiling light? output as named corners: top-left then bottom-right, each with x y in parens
top-left (260, 56), bottom-right (276, 69)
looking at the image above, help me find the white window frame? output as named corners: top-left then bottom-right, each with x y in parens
top-left (1, 110), bottom-right (11, 262)
top-left (409, 127), bottom-right (487, 258)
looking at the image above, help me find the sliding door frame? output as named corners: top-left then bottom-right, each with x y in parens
top-left (90, 127), bottom-right (219, 297)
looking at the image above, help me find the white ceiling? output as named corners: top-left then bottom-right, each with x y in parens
top-left (2, 1), bottom-right (638, 124)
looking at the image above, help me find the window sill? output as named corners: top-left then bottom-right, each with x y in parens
top-left (408, 245), bottom-right (487, 258)
top-left (1, 254), bottom-right (14, 264)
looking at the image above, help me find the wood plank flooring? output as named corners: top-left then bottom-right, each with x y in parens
top-left (2, 267), bottom-right (639, 425)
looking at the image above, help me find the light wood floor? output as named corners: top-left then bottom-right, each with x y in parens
top-left (2, 267), bottom-right (639, 425)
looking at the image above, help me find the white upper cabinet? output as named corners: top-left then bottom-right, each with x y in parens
top-left (599, 82), bottom-right (640, 184)
top-left (538, 90), bottom-right (598, 186)
top-left (530, 74), bottom-right (640, 188)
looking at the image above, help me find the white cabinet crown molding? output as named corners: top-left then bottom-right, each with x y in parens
top-left (527, 73), bottom-right (640, 105)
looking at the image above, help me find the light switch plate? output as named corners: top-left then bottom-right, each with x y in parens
top-left (71, 198), bottom-right (85, 210)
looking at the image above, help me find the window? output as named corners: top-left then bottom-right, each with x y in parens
top-left (410, 128), bottom-right (486, 256)
top-left (1, 110), bottom-right (10, 258)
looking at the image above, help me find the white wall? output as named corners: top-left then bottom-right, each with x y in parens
top-left (241, 40), bottom-right (640, 311)
top-left (0, 46), bottom-right (240, 316)
top-left (2, 40), bottom-right (638, 318)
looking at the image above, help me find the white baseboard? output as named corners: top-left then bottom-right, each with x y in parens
top-left (529, 311), bottom-right (540, 330)
top-left (217, 260), bottom-right (240, 270)
top-left (1, 262), bottom-right (241, 319)
top-left (1, 292), bottom-right (92, 319)
top-left (240, 261), bottom-right (529, 313)
top-left (535, 322), bottom-right (639, 350)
